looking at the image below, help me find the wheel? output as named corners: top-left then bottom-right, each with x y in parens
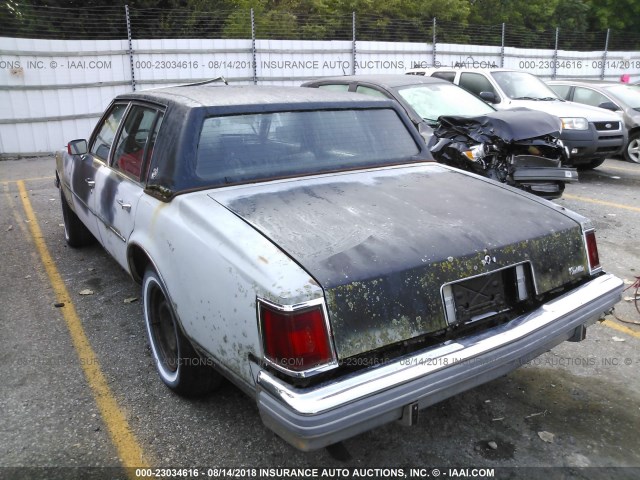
top-left (576, 158), bottom-right (606, 171)
top-left (142, 268), bottom-right (222, 396)
top-left (59, 187), bottom-right (94, 247)
top-left (624, 131), bottom-right (640, 163)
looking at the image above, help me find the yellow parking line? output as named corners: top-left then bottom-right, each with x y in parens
top-left (16, 181), bottom-right (149, 476)
top-left (563, 194), bottom-right (640, 213)
top-left (602, 319), bottom-right (640, 339)
top-left (1, 175), bottom-right (56, 185)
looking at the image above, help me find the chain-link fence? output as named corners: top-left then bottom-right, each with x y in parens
top-left (3, 2), bottom-right (640, 156)
top-left (2, 3), bottom-right (640, 51)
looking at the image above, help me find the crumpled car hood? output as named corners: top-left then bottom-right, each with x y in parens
top-left (435, 108), bottom-right (562, 143)
top-left (209, 164), bottom-right (589, 359)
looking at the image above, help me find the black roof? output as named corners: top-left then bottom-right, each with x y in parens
top-left (302, 74), bottom-right (448, 89)
top-left (116, 84), bottom-right (396, 111)
top-left (110, 84), bottom-right (427, 198)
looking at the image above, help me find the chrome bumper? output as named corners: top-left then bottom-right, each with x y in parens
top-left (254, 273), bottom-right (623, 451)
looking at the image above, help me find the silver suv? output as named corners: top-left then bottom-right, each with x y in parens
top-left (407, 68), bottom-right (627, 169)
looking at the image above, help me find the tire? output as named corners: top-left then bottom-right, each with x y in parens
top-left (60, 188), bottom-right (94, 247)
top-left (576, 158), bottom-right (606, 171)
top-left (624, 131), bottom-right (640, 163)
top-left (142, 267), bottom-right (222, 396)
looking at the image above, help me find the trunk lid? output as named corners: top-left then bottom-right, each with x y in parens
top-left (210, 164), bottom-right (589, 359)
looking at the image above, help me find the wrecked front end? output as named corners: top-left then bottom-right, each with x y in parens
top-left (431, 109), bottom-right (578, 199)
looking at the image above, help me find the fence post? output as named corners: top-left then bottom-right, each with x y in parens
top-left (500, 23), bottom-right (505, 68)
top-left (432, 17), bottom-right (437, 67)
top-left (251, 8), bottom-right (257, 85)
top-left (352, 12), bottom-right (357, 75)
top-left (125, 5), bottom-right (136, 92)
top-left (552, 27), bottom-right (559, 79)
top-left (601, 28), bottom-right (610, 80)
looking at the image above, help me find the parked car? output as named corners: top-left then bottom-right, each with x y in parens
top-left (407, 68), bottom-right (627, 170)
top-left (302, 75), bottom-right (577, 199)
top-left (56, 84), bottom-right (622, 452)
top-left (547, 79), bottom-right (640, 163)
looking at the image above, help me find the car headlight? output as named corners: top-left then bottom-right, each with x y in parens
top-left (561, 117), bottom-right (589, 130)
top-left (463, 144), bottom-right (487, 161)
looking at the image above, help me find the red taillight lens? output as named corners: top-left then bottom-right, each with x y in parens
top-left (585, 230), bottom-right (600, 272)
top-left (260, 302), bottom-right (333, 372)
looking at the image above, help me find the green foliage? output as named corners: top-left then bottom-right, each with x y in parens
top-left (2, 0), bottom-right (640, 49)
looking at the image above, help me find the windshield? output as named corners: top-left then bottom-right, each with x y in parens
top-left (491, 71), bottom-right (559, 100)
top-left (396, 83), bottom-right (495, 123)
top-left (195, 109), bottom-right (422, 186)
top-left (605, 84), bottom-right (640, 109)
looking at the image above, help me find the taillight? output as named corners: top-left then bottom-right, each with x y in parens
top-left (259, 299), bottom-right (336, 375)
top-left (585, 230), bottom-right (601, 273)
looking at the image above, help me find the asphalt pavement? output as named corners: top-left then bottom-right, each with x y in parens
top-left (1, 156), bottom-right (639, 480)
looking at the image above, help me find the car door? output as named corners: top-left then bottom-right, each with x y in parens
top-left (573, 86), bottom-right (617, 109)
top-left (93, 104), bottom-right (164, 270)
top-left (548, 83), bottom-right (573, 100)
top-left (458, 72), bottom-right (502, 105)
top-left (67, 102), bottom-right (129, 240)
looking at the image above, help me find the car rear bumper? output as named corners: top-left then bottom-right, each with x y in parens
top-left (253, 273), bottom-right (623, 451)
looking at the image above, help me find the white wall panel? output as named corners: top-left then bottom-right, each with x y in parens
top-left (1, 36), bottom-right (639, 156)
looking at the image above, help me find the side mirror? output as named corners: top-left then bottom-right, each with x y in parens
top-left (67, 139), bottom-right (88, 155)
top-left (479, 91), bottom-right (498, 103)
top-left (598, 101), bottom-right (620, 112)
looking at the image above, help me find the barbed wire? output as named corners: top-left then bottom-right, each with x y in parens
top-left (1, 3), bottom-right (638, 52)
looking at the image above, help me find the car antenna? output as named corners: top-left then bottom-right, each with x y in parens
top-left (182, 76), bottom-right (229, 86)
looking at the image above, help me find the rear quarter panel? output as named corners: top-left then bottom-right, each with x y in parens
top-left (129, 191), bottom-right (324, 388)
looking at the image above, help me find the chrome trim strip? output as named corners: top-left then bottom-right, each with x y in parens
top-left (256, 296), bottom-right (339, 378)
top-left (107, 224), bottom-right (126, 243)
top-left (257, 273), bottom-right (622, 415)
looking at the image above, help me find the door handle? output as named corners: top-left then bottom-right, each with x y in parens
top-left (85, 178), bottom-right (95, 188)
top-left (116, 199), bottom-right (131, 211)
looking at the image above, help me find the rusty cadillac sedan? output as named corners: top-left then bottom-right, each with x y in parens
top-left (55, 85), bottom-right (623, 452)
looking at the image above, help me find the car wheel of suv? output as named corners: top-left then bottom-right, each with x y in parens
top-left (624, 132), bottom-right (640, 163)
top-left (577, 158), bottom-right (606, 171)
top-left (60, 188), bottom-right (94, 247)
top-left (143, 267), bottom-right (222, 396)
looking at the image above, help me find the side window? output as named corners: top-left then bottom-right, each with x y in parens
top-left (459, 73), bottom-right (498, 98)
top-left (573, 87), bottom-right (610, 108)
top-left (143, 112), bottom-right (164, 181)
top-left (355, 86), bottom-right (389, 98)
top-left (318, 84), bottom-right (350, 92)
top-left (112, 105), bottom-right (158, 180)
top-left (549, 84), bottom-right (571, 100)
top-left (90, 103), bottom-right (128, 161)
top-left (431, 71), bottom-right (456, 83)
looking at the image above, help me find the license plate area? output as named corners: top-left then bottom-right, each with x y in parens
top-left (442, 263), bottom-right (531, 326)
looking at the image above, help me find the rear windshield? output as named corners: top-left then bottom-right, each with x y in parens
top-left (195, 108), bottom-right (421, 185)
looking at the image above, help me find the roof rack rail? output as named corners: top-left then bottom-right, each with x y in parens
top-left (181, 76), bottom-right (229, 87)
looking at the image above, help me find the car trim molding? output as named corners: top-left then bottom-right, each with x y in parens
top-left (253, 273), bottom-right (622, 450)
top-left (256, 296), bottom-right (339, 378)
